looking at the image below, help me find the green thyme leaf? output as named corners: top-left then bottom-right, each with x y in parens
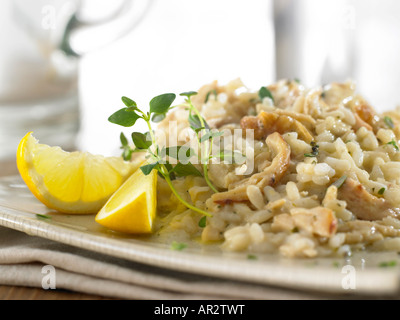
top-left (149, 93), bottom-right (176, 114)
top-left (188, 113), bottom-right (210, 131)
top-left (384, 116), bottom-right (395, 129)
top-left (131, 132), bottom-right (152, 150)
top-left (171, 162), bottom-right (202, 177)
top-left (108, 108), bottom-right (141, 127)
top-left (188, 113), bottom-right (202, 130)
top-left (121, 147), bottom-right (133, 161)
top-left (120, 132), bottom-right (134, 160)
top-left (179, 91), bottom-right (198, 98)
top-left (140, 162), bottom-right (159, 175)
top-left (198, 216), bottom-right (207, 228)
top-left (121, 96), bottom-right (137, 107)
top-left (120, 132), bottom-right (129, 147)
top-left (151, 113), bottom-right (166, 123)
top-left (258, 86), bottom-right (274, 102)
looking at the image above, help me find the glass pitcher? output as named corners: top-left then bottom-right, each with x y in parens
top-left (0, 0), bottom-right (153, 162)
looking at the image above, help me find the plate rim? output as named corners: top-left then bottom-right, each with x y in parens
top-left (0, 175), bottom-right (399, 296)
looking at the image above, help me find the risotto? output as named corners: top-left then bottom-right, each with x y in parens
top-left (153, 78), bottom-right (400, 258)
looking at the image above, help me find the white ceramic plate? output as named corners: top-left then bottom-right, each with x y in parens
top-left (0, 175), bottom-right (399, 296)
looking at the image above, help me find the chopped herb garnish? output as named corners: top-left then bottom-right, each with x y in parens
top-left (379, 260), bottom-right (397, 268)
top-left (36, 214), bottom-right (51, 220)
top-left (304, 141), bottom-right (319, 157)
top-left (331, 175), bottom-right (347, 189)
top-left (247, 254), bottom-right (258, 260)
top-left (384, 116), bottom-right (395, 129)
top-left (378, 187), bottom-right (386, 195)
top-left (258, 86), bottom-right (274, 103)
top-left (204, 89), bottom-right (218, 103)
top-left (294, 78), bottom-right (301, 84)
top-left (387, 140), bottom-right (399, 151)
top-left (170, 241), bottom-right (187, 251)
top-left (304, 153), bottom-right (317, 157)
top-left (198, 216), bottom-right (207, 228)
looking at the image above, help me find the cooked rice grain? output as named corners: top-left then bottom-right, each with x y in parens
top-left (154, 79), bottom-right (400, 258)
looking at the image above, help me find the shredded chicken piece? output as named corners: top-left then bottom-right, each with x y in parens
top-left (272, 109), bottom-right (316, 130)
top-left (212, 132), bottom-right (290, 204)
top-left (290, 207), bottom-right (337, 238)
top-left (321, 82), bottom-right (379, 132)
top-left (337, 178), bottom-right (400, 221)
top-left (351, 102), bottom-right (379, 132)
top-left (240, 111), bottom-right (314, 143)
top-left (353, 112), bottom-right (373, 131)
top-left (271, 207), bottom-right (337, 238)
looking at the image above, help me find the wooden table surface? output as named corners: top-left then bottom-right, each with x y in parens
top-left (0, 285), bottom-right (109, 300)
top-left (0, 159), bottom-right (108, 300)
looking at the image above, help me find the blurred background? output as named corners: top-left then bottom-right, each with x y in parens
top-left (1, 0), bottom-right (400, 173)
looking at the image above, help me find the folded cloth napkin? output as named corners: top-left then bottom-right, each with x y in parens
top-left (0, 226), bottom-right (344, 300)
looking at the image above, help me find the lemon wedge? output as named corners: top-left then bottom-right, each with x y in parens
top-left (95, 166), bottom-right (157, 234)
top-left (16, 132), bottom-right (138, 214)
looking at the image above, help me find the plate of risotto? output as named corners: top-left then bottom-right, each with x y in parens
top-left (2, 78), bottom-right (400, 295)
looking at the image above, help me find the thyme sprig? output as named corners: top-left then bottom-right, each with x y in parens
top-left (180, 91), bottom-right (223, 193)
top-left (108, 93), bottom-right (212, 217)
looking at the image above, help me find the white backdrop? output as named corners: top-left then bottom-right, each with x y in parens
top-left (77, 0), bottom-right (400, 157)
top-left (78, 0), bottom-right (275, 156)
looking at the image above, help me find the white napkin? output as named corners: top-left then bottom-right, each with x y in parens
top-left (0, 225), bottom-right (339, 300)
